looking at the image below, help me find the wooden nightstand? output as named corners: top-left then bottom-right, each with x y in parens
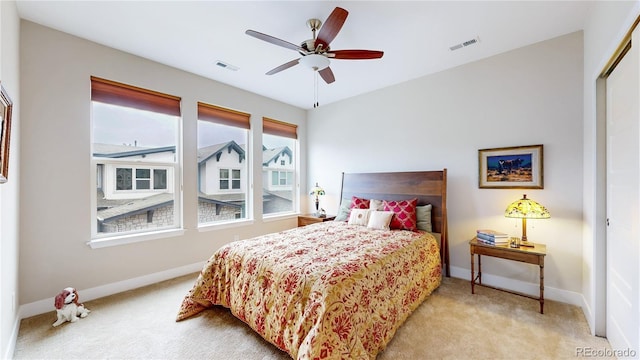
top-left (297, 214), bottom-right (335, 227)
top-left (469, 237), bottom-right (547, 313)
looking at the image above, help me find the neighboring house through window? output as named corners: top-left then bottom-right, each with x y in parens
top-left (262, 117), bottom-right (298, 216)
top-left (91, 76), bottom-right (181, 239)
top-left (197, 102), bottom-right (250, 225)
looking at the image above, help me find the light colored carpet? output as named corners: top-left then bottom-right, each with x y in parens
top-left (13, 274), bottom-right (611, 359)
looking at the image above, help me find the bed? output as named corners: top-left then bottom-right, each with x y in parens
top-left (176, 169), bottom-right (449, 359)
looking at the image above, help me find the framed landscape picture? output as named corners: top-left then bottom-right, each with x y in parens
top-left (478, 144), bottom-right (543, 189)
top-left (0, 83), bottom-right (13, 184)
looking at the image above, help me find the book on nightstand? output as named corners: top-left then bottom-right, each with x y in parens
top-left (476, 229), bottom-right (509, 245)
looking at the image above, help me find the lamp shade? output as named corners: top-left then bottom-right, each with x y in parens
top-left (505, 194), bottom-right (550, 219)
top-left (505, 194), bottom-right (549, 243)
top-left (309, 183), bottom-right (325, 196)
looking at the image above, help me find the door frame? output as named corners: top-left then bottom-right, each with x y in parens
top-left (595, 14), bottom-right (640, 339)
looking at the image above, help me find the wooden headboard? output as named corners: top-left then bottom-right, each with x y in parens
top-left (339, 169), bottom-right (449, 277)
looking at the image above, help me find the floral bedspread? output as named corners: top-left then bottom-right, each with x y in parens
top-left (176, 221), bottom-right (442, 359)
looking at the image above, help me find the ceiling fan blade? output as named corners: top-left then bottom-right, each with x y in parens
top-left (328, 50), bottom-right (384, 60)
top-left (315, 7), bottom-right (348, 50)
top-left (246, 30), bottom-right (302, 52)
top-left (318, 67), bottom-right (335, 84)
top-left (266, 58), bottom-right (300, 75)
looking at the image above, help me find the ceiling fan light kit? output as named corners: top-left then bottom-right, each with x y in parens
top-left (245, 7), bottom-right (384, 107)
top-left (299, 54), bottom-right (330, 71)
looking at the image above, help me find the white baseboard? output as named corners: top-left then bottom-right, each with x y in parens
top-left (581, 293), bottom-right (596, 335)
top-left (18, 261), bottom-right (205, 320)
top-left (4, 314), bottom-right (20, 360)
top-left (449, 265), bottom-right (583, 306)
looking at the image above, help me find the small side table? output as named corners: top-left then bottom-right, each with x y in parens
top-left (469, 237), bottom-right (547, 314)
top-left (297, 214), bottom-right (335, 227)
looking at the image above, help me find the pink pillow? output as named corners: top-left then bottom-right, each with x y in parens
top-left (351, 196), bottom-right (370, 210)
top-left (383, 198), bottom-right (418, 231)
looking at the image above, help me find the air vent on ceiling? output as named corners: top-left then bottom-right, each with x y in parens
top-left (449, 37), bottom-right (480, 51)
top-left (215, 60), bottom-right (239, 71)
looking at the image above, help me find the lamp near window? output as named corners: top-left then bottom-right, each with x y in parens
top-left (309, 182), bottom-right (325, 217)
top-left (505, 194), bottom-right (550, 246)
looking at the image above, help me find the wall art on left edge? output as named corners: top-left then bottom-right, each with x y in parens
top-left (0, 83), bottom-right (13, 183)
top-left (478, 144), bottom-right (543, 189)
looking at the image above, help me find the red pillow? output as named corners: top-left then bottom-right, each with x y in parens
top-left (351, 196), bottom-right (370, 210)
top-left (383, 198), bottom-right (418, 231)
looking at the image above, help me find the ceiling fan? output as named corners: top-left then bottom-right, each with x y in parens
top-left (245, 7), bottom-right (384, 85)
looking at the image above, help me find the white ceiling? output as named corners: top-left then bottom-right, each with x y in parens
top-left (16, 1), bottom-right (591, 110)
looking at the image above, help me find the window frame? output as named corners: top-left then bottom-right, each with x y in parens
top-left (88, 78), bottom-right (304, 244)
top-left (196, 102), bottom-right (252, 228)
top-left (262, 117), bottom-right (299, 218)
top-left (89, 77), bottom-right (183, 248)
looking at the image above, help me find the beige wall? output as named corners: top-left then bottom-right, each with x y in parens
top-left (0, 1), bottom-right (20, 358)
top-left (307, 32), bottom-right (585, 302)
top-left (18, 20), bottom-right (306, 305)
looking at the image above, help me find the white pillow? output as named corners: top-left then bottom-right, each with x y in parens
top-left (367, 211), bottom-right (394, 230)
top-left (369, 199), bottom-right (384, 211)
top-left (348, 208), bottom-right (371, 226)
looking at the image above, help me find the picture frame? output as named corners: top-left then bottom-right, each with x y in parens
top-left (0, 83), bottom-right (13, 184)
top-left (478, 144), bottom-right (543, 189)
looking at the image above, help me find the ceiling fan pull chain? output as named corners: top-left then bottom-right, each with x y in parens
top-left (313, 71), bottom-right (319, 108)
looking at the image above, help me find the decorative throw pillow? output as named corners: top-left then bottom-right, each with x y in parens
top-left (351, 196), bottom-right (370, 210)
top-left (348, 208), bottom-right (371, 226)
top-left (334, 198), bottom-right (351, 221)
top-left (369, 199), bottom-right (384, 211)
top-left (367, 211), bottom-right (394, 230)
top-left (416, 204), bottom-right (433, 232)
top-left (383, 198), bottom-right (418, 231)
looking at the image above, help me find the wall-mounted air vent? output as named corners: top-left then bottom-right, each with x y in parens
top-left (449, 37), bottom-right (480, 51)
top-left (215, 60), bottom-right (239, 71)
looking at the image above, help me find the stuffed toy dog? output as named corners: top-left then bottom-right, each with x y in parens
top-left (52, 287), bottom-right (90, 327)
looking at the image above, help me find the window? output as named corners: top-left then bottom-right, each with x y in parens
top-left (115, 167), bottom-right (167, 191)
top-left (219, 169), bottom-right (242, 190)
top-left (154, 169), bottom-right (167, 189)
top-left (262, 117), bottom-right (298, 216)
top-left (197, 102), bottom-right (250, 225)
top-left (135, 169), bottom-right (150, 189)
top-left (116, 168), bottom-right (133, 190)
top-left (220, 169), bottom-right (229, 189)
top-left (271, 171), bottom-right (292, 186)
top-left (91, 76), bottom-right (181, 239)
top-left (232, 169), bottom-right (241, 189)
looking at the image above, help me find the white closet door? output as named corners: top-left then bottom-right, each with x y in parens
top-left (606, 27), bottom-right (640, 355)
